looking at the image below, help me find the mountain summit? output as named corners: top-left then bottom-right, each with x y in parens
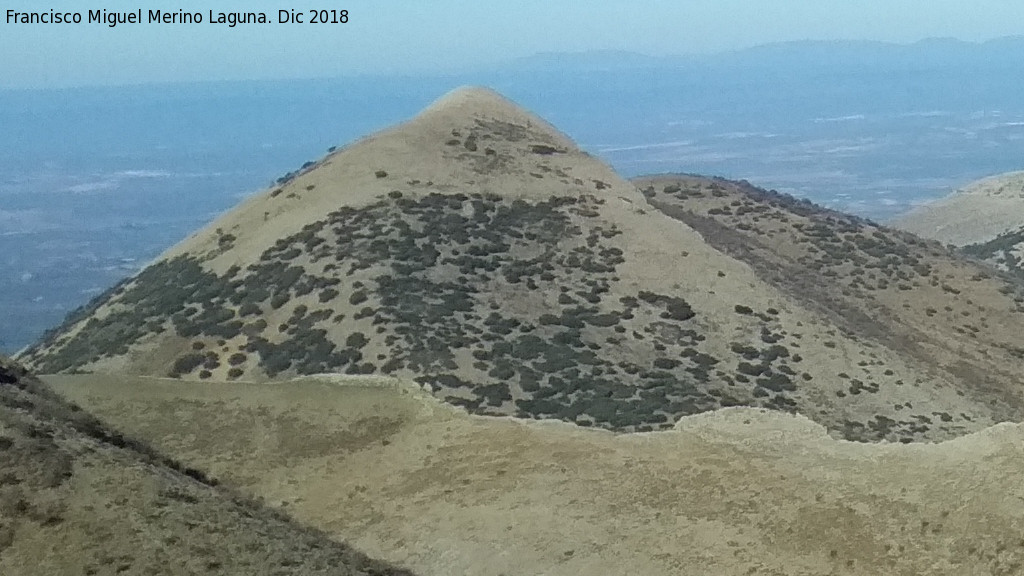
top-left (21, 87), bottom-right (1024, 442)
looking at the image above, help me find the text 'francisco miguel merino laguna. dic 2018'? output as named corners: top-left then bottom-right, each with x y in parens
top-left (5, 9), bottom-right (349, 27)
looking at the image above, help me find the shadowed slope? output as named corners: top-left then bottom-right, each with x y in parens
top-left (0, 356), bottom-right (417, 576)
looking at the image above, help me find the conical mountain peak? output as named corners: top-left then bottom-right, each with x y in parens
top-left (421, 86), bottom-right (518, 115)
top-left (25, 88), bottom-right (1024, 448)
top-left (410, 85), bottom-right (576, 150)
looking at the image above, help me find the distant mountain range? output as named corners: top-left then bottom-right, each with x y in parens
top-left (502, 36), bottom-right (1024, 72)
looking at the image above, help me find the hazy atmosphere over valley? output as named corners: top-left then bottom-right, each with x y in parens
top-left (3, 2), bottom-right (1024, 575)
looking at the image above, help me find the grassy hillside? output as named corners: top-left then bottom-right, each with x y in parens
top-left (891, 171), bottom-right (1024, 246)
top-left (50, 372), bottom-right (1024, 576)
top-left (20, 88), bottom-right (1024, 442)
top-left (0, 356), bottom-right (416, 576)
top-left (638, 174), bottom-right (1024, 430)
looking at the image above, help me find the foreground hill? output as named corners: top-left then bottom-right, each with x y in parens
top-left (50, 373), bottom-right (1024, 576)
top-left (891, 171), bottom-right (1024, 246)
top-left (19, 87), bottom-right (1024, 442)
top-left (0, 356), bottom-right (416, 575)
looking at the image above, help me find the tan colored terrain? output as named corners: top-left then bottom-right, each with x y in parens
top-left (12, 86), bottom-right (1024, 576)
top-left (635, 174), bottom-right (1024, 440)
top-left (21, 88), bottom-right (1024, 443)
top-left (891, 171), bottom-right (1024, 246)
top-left (50, 373), bottom-right (1024, 576)
top-left (0, 357), bottom-right (417, 576)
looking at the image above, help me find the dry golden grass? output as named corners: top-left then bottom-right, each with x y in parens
top-left (0, 357), bottom-right (417, 576)
top-left (50, 372), bottom-right (1024, 576)
top-left (892, 171), bottom-right (1024, 246)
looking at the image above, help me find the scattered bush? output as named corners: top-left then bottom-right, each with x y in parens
top-left (349, 290), bottom-right (368, 305)
top-left (169, 353), bottom-right (205, 377)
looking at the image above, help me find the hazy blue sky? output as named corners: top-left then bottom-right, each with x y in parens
top-left (4, 0), bottom-right (1024, 88)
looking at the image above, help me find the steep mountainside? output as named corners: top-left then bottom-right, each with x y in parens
top-left (0, 356), bottom-right (416, 575)
top-left (637, 174), bottom-right (1024, 440)
top-left (20, 88), bottom-right (1024, 442)
top-left (891, 171), bottom-right (1024, 246)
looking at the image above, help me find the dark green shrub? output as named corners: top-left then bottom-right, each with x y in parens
top-left (737, 362), bottom-right (767, 377)
top-left (169, 353), bottom-right (206, 377)
top-left (538, 314), bottom-right (560, 325)
top-left (488, 361), bottom-right (516, 380)
top-left (757, 373), bottom-right (795, 392)
top-left (270, 293), bottom-right (290, 310)
top-left (511, 335), bottom-right (546, 360)
top-left (416, 374), bottom-right (473, 390)
top-left (653, 358), bottom-right (680, 370)
top-left (346, 332), bottom-right (369, 349)
top-left (319, 288), bottom-right (339, 303)
top-left (730, 342), bottom-right (759, 359)
top-left (380, 358), bottom-right (403, 373)
top-left (476, 383), bottom-right (512, 407)
top-left (349, 290), bottom-right (368, 305)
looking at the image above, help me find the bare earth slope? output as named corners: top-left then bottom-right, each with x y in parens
top-left (50, 373), bottom-right (1024, 576)
top-left (636, 174), bottom-right (1024, 441)
top-left (19, 88), bottom-right (1024, 442)
top-left (891, 171), bottom-right (1024, 246)
top-left (0, 356), bottom-right (416, 576)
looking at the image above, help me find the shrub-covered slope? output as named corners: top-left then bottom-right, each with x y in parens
top-left (637, 174), bottom-right (1024, 440)
top-left (20, 88), bottom-right (1024, 442)
top-left (963, 226), bottom-right (1024, 280)
top-left (0, 355), bottom-right (417, 575)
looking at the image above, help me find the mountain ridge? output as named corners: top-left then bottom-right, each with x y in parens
top-left (20, 87), bottom-right (1024, 444)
